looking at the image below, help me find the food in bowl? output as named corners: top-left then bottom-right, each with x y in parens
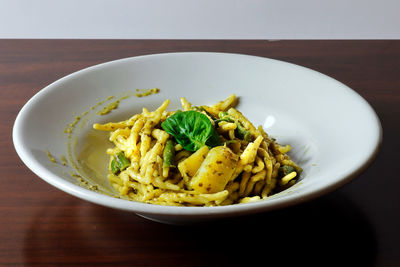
top-left (93, 94), bottom-right (302, 206)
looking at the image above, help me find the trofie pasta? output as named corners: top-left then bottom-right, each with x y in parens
top-left (93, 95), bottom-right (302, 206)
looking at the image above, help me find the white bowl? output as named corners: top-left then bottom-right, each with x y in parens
top-left (13, 52), bottom-right (382, 224)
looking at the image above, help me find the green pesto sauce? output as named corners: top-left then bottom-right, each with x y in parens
top-left (60, 155), bottom-right (68, 166)
top-left (90, 96), bottom-right (114, 110)
top-left (97, 100), bottom-right (120, 115)
top-left (60, 90), bottom-right (155, 196)
top-left (64, 111), bottom-right (88, 134)
top-left (46, 150), bottom-right (57, 163)
top-left (96, 95), bottom-right (131, 116)
top-left (69, 171), bottom-right (99, 191)
top-left (135, 88), bottom-right (160, 97)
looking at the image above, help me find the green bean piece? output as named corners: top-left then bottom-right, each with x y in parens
top-left (224, 140), bottom-right (238, 145)
top-left (279, 165), bottom-right (296, 178)
top-left (219, 111), bottom-right (229, 118)
top-left (235, 122), bottom-right (252, 141)
top-left (195, 106), bottom-right (217, 120)
top-left (115, 152), bottom-right (130, 172)
top-left (163, 139), bottom-right (175, 168)
top-left (214, 111), bottom-right (234, 123)
top-left (111, 159), bottom-right (119, 174)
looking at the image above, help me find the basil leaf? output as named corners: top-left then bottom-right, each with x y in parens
top-left (161, 110), bottom-right (221, 151)
top-left (206, 127), bottom-right (222, 147)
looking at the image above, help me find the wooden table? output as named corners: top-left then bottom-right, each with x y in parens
top-left (1, 40), bottom-right (399, 266)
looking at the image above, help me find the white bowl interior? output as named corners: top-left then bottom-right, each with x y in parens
top-left (13, 53), bottom-right (381, 223)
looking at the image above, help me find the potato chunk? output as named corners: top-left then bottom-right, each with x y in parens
top-left (190, 146), bottom-right (239, 193)
top-left (178, 146), bottom-right (210, 184)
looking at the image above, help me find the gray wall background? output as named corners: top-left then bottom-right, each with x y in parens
top-left (0, 0), bottom-right (398, 39)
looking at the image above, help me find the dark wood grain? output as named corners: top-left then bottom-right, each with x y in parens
top-left (1, 40), bottom-right (399, 266)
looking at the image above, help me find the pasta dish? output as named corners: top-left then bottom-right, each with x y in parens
top-left (93, 95), bottom-right (301, 206)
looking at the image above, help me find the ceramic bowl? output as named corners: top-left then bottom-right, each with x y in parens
top-left (13, 52), bottom-right (382, 224)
